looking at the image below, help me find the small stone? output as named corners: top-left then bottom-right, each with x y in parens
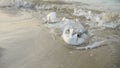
top-left (69, 51), bottom-right (73, 54)
top-left (90, 53), bottom-right (93, 56)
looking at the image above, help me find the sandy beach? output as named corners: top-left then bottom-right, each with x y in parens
top-left (0, 1), bottom-right (120, 68)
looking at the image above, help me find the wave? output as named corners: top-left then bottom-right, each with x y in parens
top-left (0, 0), bottom-right (120, 50)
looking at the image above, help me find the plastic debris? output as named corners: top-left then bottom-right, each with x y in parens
top-left (47, 12), bottom-right (57, 23)
top-left (62, 26), bottom-right (88, 46)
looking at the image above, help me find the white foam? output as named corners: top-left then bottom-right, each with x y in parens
top-left (73, 8), bottom-right (87, 16)
top-left (76, 40), bottom-right (106, 50)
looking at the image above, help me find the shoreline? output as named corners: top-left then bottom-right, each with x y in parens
top-left (0, 2), bottom-right (120, 68)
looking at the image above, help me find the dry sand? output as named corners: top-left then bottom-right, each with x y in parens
top-left (0, 9), bottom-right (119, 68)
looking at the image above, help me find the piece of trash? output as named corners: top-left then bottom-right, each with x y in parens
top-left (62, 27), bottom-right (88, 46)
top-left (47, 12), bottom-right (57, 23)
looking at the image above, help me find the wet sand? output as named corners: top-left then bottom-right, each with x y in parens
top-left (0, 9), bottom-right (119, 68)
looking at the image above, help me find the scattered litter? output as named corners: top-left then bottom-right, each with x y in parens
top-left (62, 27), bottom-right (89, 45)
top-left (47, 12), bottom-right (57, 23)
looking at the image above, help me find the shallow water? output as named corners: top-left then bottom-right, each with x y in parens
top-left (65, 0), bottom-right (120, 4)
top-left (0, 0), bottom-right (120, 68)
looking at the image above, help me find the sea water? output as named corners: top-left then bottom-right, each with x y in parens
top-left (0, 0), bottom-right (120, 48)
top-left (64, 0), bottom-right (120, 6)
